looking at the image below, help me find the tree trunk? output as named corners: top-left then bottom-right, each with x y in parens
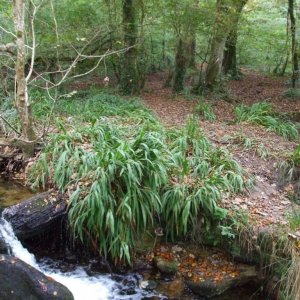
top-left (119, 0), bottom-right (140, 95)
top-left (172, 38), bottom-right (188, 93)
top-left (288, 0), bottom-right (299, 88)
top-left (13, 0), bottom-right (36, 147)
top-left (223, 0), bottom-right (247, 78)
top-left (193, 0), bottom-right (246, 92)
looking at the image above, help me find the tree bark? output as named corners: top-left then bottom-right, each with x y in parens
top-left (119, 0), bottom-right (140, 95)
top-left (288, 0), bottom-right (299, 88)
top-left (223, 0), bottom-right (247, 78)
top-left (193, 0), bottom-right (246, 92)
top-left (13, 0), bottom-right (36, 145)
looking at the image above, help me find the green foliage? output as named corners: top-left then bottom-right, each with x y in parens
top-left (29, 114), bottom-right (247, 263)
top-left (288, 209), bottom-right (300, 231)
top-left (30, 88), bottom-right (157, 124)
top-left (161, 119), bottom-right (245, 240)
top-left (194, 101), bottom-right (216, 121)
top-left (239, 1), bottom-right (289, 73)
top-left (235, 102), bottom-right (298, 140)
top-left (283, 88), bottom-right (300, 99)
top-left (29, 121), bottom-right (168, 263)
top-left (278, 144), bottom-right (300, 187)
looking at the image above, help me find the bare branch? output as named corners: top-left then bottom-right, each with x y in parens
top-left (26, 0), bottom-right (39, 82)
top-left (0, 25), bottom-right (17, 38)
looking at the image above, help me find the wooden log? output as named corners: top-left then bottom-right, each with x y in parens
top-left (2, 191), bottom-right (68, 239)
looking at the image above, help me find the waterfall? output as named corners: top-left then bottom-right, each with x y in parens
top-left (0, 218), bottom-right (155, 300)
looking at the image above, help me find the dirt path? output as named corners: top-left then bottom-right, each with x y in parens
top-left (142, 70), bottom-right (300, 232)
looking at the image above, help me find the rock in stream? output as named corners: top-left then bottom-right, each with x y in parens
top-left (0, 255), bottom-right (74, 300)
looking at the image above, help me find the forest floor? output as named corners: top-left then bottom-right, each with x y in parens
top-left (142, 69), bottom-right (300, 234)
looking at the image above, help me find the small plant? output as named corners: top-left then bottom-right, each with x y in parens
top-left (288, 209), bottom-right (300, 231)
top-left (194, 100), bottom-right (216, 121)
top-left (235, 102), bottom-right (298, 140)
top-left (225, 134), bottom-right (269, 159)
top-left (278, 144), bottom-right (300, 197)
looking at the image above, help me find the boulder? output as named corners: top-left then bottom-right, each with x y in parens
top-left (186, 264), bottom-right (257, 298)
top-left (0, 255), bottom-right (74, 300)
top-left (2, 191), bottom-right (67, 239)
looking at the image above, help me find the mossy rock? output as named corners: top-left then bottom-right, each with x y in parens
top-left (154, 256), bottom-right (178, 275)
top-left (186, 265), bottom-right (257, 298)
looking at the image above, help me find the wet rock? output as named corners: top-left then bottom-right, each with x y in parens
top-left (2, 191), bottom-right (67, 239)
top-left (156, 277), bottom-right (185, 299)
top-left (154, 257), bottom-right (178, 275)
top-left (0, 239), bottom-right (8, 254)
top-left (139, 280), bottom-right (157, 290)
top-left (186, 264), bottom-right (257, 298)
top-left (0, 254), bottom-right (74, 300)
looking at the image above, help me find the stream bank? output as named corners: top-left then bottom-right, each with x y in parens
top-left (0, 178), bottom-right (269, 299)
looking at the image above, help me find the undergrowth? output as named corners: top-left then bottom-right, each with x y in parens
top-left (278, 144), bottom-right (300, 183)
top-left (194, 100), bottom-right (216, 121)
top-left (235, 102), bottom-right (298, 140)
top-left (28, 104), bottom-right (247, 263)
top-left (31, 88), bottom-right (156, 124)
top-left (224, 134), bottom-right (269, 159)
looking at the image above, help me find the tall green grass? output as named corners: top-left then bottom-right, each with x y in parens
top-left (235, 102), bottom-right (298, 140)
top-left (28, 93), bottom-right (247, 263)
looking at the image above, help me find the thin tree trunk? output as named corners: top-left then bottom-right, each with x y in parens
top-left (120, 0), bottom-right (140, 95)
top-left (288, 0), bottom-right (298, 88)
top-left (13, 0), bottom-right (36, 146)
top-left (223, 0), bottom-right (247, 78)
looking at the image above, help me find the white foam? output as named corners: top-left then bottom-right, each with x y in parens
top-left (0, 219), bottom-right (129, 300)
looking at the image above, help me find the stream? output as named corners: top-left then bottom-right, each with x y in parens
top-left (0, 218), bottom-right (159, 300)
top-left (0, 180), bottom-right (266, 300)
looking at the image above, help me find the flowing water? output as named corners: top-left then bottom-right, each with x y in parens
top-left (0, 218), bottom-right (160, 300)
